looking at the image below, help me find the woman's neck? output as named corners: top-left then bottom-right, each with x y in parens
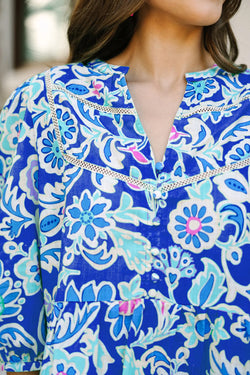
top-left (108, 5), bottom-right (213, 88)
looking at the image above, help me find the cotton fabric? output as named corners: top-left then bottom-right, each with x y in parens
top-left (0, 60), bottom-right (249, 374)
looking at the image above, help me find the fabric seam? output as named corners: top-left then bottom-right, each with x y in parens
top-left (51, 82), bottom-right (250, 118)
top-left (46, 72), bottom-right (250, 193)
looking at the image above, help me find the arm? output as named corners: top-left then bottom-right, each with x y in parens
top-left (0, 79), bottom-right (45, 373)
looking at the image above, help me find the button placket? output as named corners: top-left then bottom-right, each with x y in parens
top-left (149, 247), bottom-right (161, 285)
top-left (151, 172), bottom-right (169, 224)
top-left (152, 216), bottom-right (160, 226)
top-left (151, 273), bottom-right (160, 282)
top-left (153, 189), bottom-right (162, 200)
top-left (151, 247), bottom-right (160, 256)
top-left (148, 289), bottom-right (157, 298)
top-left (153, 170), bottom-right (171, 201)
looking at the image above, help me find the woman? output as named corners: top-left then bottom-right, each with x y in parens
top-left (0, 0), bottom-right (249, 373)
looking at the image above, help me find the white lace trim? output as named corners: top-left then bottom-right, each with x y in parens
top-left (46, 72), bottom-right (250, 193)
top-left (52, 82), bottom-right (250, 118)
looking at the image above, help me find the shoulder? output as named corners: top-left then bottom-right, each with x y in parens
top-left (209, 67), bottom-right (250, 104)
top-left (221, 68), bottom-right (250, 103)
top-left (46, 60), bottom-right (132, 109)
top-left (47, 60), bottom-right (125, 89)
top-left (231, 68), bottom-right (250, 85)
top-left (1, 62), bottom-right (98, 111)
top-left (218, 67), bottom-right (250, 89)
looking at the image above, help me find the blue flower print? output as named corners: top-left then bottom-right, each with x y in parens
top-left (55, 363), bottom-right (76, 375)
top-left (106, 299), bottom-right (144, 341)
top-left (168, 199), bottom-right (220, 253)
top-left (56, 108), bottom-right (76, 145)
top-left (231, 316), bottom-right (250, 344)
top-left (226, 139), bottom-right (250, 163)
top-left (65, 279), bottom-right (116, 303)
top-left (180, 313), bottom-right (229, 348)
top-left (185, 78), bottom-right (218, 103)
top-left (230, 144), bottom-right (250, 161)
top-left (66, 190), bottom-right (114, 248)
top-left (153, 246), bottom-right (196, 289)
top-left (41, 129), bottom-right (63, 170)
top-left (237, 319), bottom-right (250, 342)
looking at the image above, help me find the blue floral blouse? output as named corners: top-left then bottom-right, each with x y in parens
top-left (0, 59), bottom-right (250, 374)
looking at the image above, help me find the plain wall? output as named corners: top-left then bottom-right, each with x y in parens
top-left (232, 0), bottom-right (250, 65)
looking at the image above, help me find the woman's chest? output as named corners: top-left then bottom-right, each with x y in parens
top-left (37, 77), bottom-right (250, 307)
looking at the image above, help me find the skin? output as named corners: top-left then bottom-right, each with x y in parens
top-left (6, 1), bottom-right (225, 374)
top-left (143, 0), bottom-right (226, 27)
top-left (109, 0), bottom-right (226, 162)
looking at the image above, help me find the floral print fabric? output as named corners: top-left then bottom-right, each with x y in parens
top-left (0, 60), bottom-right (250, 374)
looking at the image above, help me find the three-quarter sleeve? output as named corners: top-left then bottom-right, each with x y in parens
top-left (0, 80), bottom-right (45, 372)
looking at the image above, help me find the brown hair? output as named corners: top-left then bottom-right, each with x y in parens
top-left (68, 0), bottom-right (247, 74)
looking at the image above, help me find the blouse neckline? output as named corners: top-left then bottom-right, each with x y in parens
top-left (88, 59), bottom-right (222, 82)
top-left (83, 59), bottom-right (223, 167)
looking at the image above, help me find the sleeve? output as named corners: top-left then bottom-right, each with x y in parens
top-left (0, 80), bottom-right (46, 372)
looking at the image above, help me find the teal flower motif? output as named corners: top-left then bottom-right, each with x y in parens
top-left (238, 319), bottom-right (250, 342)
top-left (104, 275), bottom-right (146, 339)
top-left (188, 258), bottom-right (226, 308)
top-left (41, 129), bottom-right (63, 169)
top-left (56, 108), bottom-right (76, 145)
top-left (55, 363), bottom-right (76, 375)
top-left (118, 275), bottom-right (146, 301)
top-left (180, 313), bottom-right (229, 348)
top-left (0, 260), bottom-right (21, 320)
top-left (153, 246), bottom-right (196, 289)
top-left (66, 190), bottom-right (113, 247)
top-left (168, 199), bottom-right (220, 253)
top-left (106, 299), bottom-right (144, 340)
top-left (15, 240), bottom-right (41, 296)
top-left (185, 79), bottom-right (218, 102)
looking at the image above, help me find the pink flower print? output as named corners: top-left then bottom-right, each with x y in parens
top-left (120, 145), bottom-right (149, 164)
top-left (119, 298), bottom-right (142, 316)
top-left (128, 145), bottom-right (148, 163)
top-left (169, 125), bottom-right (186, 141)
top-left (160, 300), bottom-right (169, 315)
top-left (186, 216), bottom-right (202, 236)
top-left (169, 199), bottom-right (220, 253)
top-left (127, 182), bottom-right (142, 190)
top-left (92, 80), bottom-right (103, 98)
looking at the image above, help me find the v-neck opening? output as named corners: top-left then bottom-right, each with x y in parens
top-left (87, 59), bottom-right (221, 174)
top-left (123, 80), bottom-right (188, 167)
